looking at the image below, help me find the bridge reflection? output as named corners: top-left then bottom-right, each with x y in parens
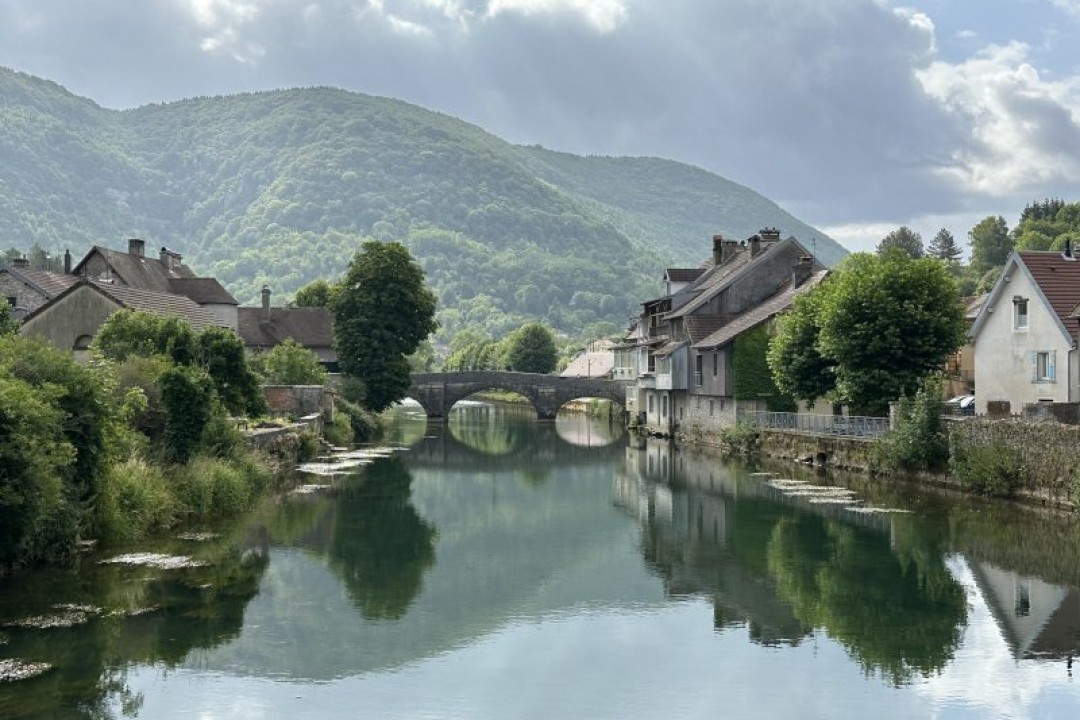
top-left (406, 407), bottom-right (625, 471)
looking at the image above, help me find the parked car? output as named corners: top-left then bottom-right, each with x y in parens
top-left (944, 394), bottom-right (975, 416)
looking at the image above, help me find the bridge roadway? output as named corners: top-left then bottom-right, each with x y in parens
top-left (407, 371), bottom-right (627, 421)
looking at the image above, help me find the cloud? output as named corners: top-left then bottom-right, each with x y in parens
top-left (486, 0), bottom-right (627, 33)
top-left (917, 41), bottom-right (1080, 195)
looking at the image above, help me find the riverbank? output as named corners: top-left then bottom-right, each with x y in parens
top-left (673, 417), bottom-right (1080, 512)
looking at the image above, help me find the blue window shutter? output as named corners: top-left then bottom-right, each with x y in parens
top-left (1049, 351), bottom-right (1056, 382)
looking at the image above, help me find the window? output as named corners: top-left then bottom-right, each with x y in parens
top-left (5, 296), bottom-right (16, 309)
top-left (648, 396), bottom-right (654, 413)
top-left (695, 354), bottom-right (703, 386)
top-left (662, 395), bottom-right (668, 417)
top-left (1014, 297), bottom-right (1029, 330)
top-left (713, 352), bottom-right (718, 377)
top-left (647, 353), bottom-right (656, 373)
top-left (1033, 351), bottom-right (1056, 382)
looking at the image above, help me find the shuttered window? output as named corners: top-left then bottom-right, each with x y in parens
top-left (1031, 351), bottom-right (1056, 382)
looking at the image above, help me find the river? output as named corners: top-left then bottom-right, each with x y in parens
top-left (2, 402), bottom-right (1079, 719)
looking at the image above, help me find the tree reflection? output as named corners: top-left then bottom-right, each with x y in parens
top-left (0, 542), bottom-right (269, 719)
top-left (328, 457), bottom-right (436, 620)
top-left (766, 514), bottom-right (966, 685)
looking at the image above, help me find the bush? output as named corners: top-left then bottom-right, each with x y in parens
top-left (258, 338), bottom-right (328, 385)
top-left (97, 457), bottom-right (176, 542)
top-left (951, 443), bottom-right (1024, 497)
top-left (296, 431), bottom-right (321, 462)
top-left (719, 421), bottom-right (759, 457)
top-left (322, 409), bottom-right (355, 447)
top-left (172, 455), bottom-right (256, 518)
top-left (337, 398), bottom-right (381, 442)
top-left (873, 375), bottom-right (948, 473)
top-left (160, 365), bottom-right (214, 462)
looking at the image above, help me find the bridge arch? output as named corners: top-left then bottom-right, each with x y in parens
top-left (407, 371), bottom-right (627, 421)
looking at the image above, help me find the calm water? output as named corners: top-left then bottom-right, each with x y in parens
top-left (3, 403), bottom-right (1080, 719)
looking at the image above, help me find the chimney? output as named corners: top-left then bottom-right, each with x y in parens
top-left (64, 249), bottom-right (72, 274)
top-left (261, 285), bottom-right (271, 320)
top-left (793, 255), bottom-right (814, 286)
top-left (760, 227), bottom-right (781, 242)
top-left (128, 238), bottom-right (145, 257)
top-left (11, 257), bottom-right (28, 269)
top-left (1065, 239), bottom-right (1074, 260)
top-left (749, 234), bottom-right (761, 257)
top-left (160, 247), bottom-right (171, 269)
top-left (712, 235), bottom-right (724, 266)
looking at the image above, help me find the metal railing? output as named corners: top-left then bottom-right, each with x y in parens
top-left (738, 411), bottom-right (890, 438)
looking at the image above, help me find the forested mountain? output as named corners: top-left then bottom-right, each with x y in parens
top-left (0, 66), bottom-right (845, 342)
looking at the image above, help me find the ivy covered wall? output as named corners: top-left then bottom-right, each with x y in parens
top-left (732, 325), bottom-right (796, 412)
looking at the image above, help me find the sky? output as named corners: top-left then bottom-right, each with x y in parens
top-left (1, 0), bottom-right (1079, 254)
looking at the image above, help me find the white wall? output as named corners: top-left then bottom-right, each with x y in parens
top-left (973, 266), bottom-right (1074, 415)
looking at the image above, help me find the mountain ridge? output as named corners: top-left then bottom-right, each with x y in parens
top-left (0, 65), bottom-right (846, 341)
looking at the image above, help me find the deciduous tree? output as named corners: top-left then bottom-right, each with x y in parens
top-left (968, 215), bottom-right (1012, 276)
top-left (333, 241), bottom-right (437, 412)
top-left (877, 226), bottom-right (924, 258)
top-left (505, 322), bottom-right (558, 374)
top-left (769, 250), bottom-right (965, 415)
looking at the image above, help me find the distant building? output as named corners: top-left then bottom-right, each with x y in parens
top-left (237, 285), bottom-right (338, 371)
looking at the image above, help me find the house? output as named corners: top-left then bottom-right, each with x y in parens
top-left (0, 256), bottom-right (79, 318)
top-left (617, 229), bottom-right (827, 435)
top-left (237, 286), bottom-right (338, 371)
top-left (560, 339), bottom-right (615, 378)
top-left (19, 278), bottom-right (219, 362)
top-left (968, 248), bottom-right (1080, 415)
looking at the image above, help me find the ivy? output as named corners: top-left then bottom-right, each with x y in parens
top-left (733, 325), bottom-right (796, 412)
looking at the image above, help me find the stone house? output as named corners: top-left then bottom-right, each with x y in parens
top-left (0, 256), bottom-right (79, 318)
top-left (968, 248), bottom-right (1080, 415)
top-left (616, 229), bottom-right (826, 435)
top-left (19, 279), bottom-right (219, 362)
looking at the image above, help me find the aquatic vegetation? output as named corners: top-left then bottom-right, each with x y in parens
top-left (98, 553), bottom-right (208, 570)
top-left (0, 659), bottom-right (53, 683)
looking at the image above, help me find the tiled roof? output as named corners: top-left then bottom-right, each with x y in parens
top-left (683, 314), bottom-right (729, 344)
top-left (693, 271), bottom-right (827, 350)
top-left (94, 282), bottom-right (219, 330)
top-left (237, 307), bottom-right (335, 349)
top-left (560, 347), bottom-right (615, 378)
top-left (667, 247), bottom-right (754, 319)
top-left (1019, 251), bottom-right (1080, 337)
top-left (169, 278), bottom-right (238, 305)
top-left (74, 246), bottom-right (196, 292)
top-left (19, 278), bottom-right (219, 330)
top-left (653, 341), bottom-right (685, 358)
top-left (665, 268), bottom-right (705, 283)
top-left (964, 294), bottom-right (987, 321)
top-left (0, 267), bottom-right (79, 297)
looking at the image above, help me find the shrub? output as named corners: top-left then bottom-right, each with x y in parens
top-left (160, 365), bottom-right (214, 462)
top-left (258, 338), bottom-right (328, 385)
top-left (337, 398), bottom-right (381, 442)
top-left (873, 375), bottom-right (948, 473)
top-left (951, 443), bottom-right (1024, 498)
top-left (296, 431), bottom-right (321, 462)
top-left (172, 455), bottom-right (255, 518)
top-left (322, 410), bottom-right (354, 447)
top-left (719, 421), bottom-right (759, 457)
top-left (97, 457), bottom-right (176, 541)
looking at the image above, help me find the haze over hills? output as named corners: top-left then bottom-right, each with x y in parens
top-left (0, 66), bottom-right (846, 341)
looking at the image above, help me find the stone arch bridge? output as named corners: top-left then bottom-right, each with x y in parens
top-left (407, 371), bottom-right (627, 421)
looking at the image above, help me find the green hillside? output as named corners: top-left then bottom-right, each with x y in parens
top-left (0, 66), bottom-right (846, 342)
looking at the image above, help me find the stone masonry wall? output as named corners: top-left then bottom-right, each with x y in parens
top-left (950, 419), bottom-right (1080, 507)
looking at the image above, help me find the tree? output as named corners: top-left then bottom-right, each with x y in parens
top-left (194, 326), bottom-right (267, 417)
top-left (927, 229), bottom-right (961, 265)
top-left (258, 337), bottom-right (328, 385)
top-left (769, 250), bottom-right (965, 415)
top-left (294, 278), bottom-right (338, 308)
top-left (0, 298), bottom-right (17, 336)
top-left (767, 290), bottom-right (835, 404)
top-left (505, 322), bottom-right (558, 373)
top-left (93, 310), bottom-right (196, 365)
top-left (877, 226), bottom-right (924, 258)
top-left (968, 215), bottom-right (1012, 276)
top-left (333, 241), bottom-right (437, 412)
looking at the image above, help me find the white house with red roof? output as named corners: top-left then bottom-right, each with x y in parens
top-left (968, 248), bottom-right (1080, 415)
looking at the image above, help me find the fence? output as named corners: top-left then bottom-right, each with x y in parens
top-left (737, 410), bottom-right (890, 438)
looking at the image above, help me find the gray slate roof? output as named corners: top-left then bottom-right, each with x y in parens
top-left (169, 278), bottom-right (238, 305)
top-left (237, 307), bottom-right (335, 349)
top-left (693, 271), bottom-right (827, 350)
top-left (73, 246), bottom-right (196, 292)
top-left (20, 278), bottom-right (219, 330)
top-left (0, 266), bottom-right (79, 298)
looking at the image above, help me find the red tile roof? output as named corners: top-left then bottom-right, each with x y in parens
top-left (1019, 251), bottom-right (1080, 338)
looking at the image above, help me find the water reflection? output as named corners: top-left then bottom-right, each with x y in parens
top-left (328, 456), bottom-right (436, 620)
top-left (5, 411), bottom-right (1080, 718)
top-left (620, 437), bottom-right (966, 685)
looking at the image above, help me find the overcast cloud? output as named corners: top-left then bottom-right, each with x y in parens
top-left (1, 0), bottom-right (1078, 252)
